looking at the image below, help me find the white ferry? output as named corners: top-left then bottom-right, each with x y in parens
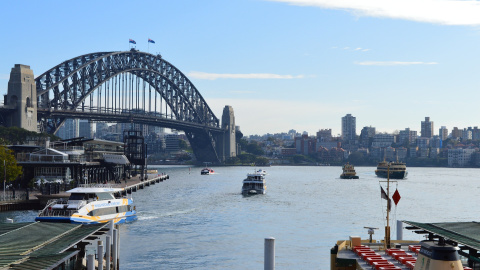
top-left (242, 169), bottom-right (267, 195)
top-left (35, 185), bottom-right (137, 224)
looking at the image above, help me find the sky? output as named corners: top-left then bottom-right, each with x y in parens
top-left (1, 0), bottom-right (480, 136)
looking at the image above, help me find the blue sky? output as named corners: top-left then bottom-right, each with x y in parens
top-left (1, 0), bottom-right (480, 136)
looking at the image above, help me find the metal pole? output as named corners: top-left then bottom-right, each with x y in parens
top-left (87, 254), bottom-right (95, 270)
top-left (105, 235), bottom-right (111, 270)
top-left (113, 229), bottom-right (118, 270)
top-left (98, 240), bottom-right (104, 270)
top-left (264, 237), bottom-right (275, 270)
top-left (397, 220), bottom-right (403, 240)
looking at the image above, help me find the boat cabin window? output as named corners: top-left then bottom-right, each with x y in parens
top-left (97, 192), bottom-right (115, 200)
top-left (69, 193), bottom-right (87, 200)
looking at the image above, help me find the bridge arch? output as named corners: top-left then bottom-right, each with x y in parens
top-left (33, 50), bottom-right (233, 163)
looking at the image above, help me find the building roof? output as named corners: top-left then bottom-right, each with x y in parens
top-left (404, 220), bottom-right (480, 259)
top-left (0, 222), bottom-right (106, 269)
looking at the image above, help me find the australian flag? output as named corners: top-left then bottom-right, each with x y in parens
top-left (129, 39), bottom-right (136, 44)
top-left (148, 38), bottom-right (155, 44)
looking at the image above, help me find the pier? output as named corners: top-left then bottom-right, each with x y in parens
top-left (0, 220), bottom-right (121, 270)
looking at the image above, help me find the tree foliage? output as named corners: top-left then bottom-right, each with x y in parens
top-left (0, 126), bottom-right (59, 144)
top-left (0, 145), bottom-right (22, 183)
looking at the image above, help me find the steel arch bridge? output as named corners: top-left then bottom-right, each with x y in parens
top-left (33, 50), bottom-right (234, 163)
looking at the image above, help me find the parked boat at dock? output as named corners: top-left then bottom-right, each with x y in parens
top-left (242, 169), bottom-right (266, 195)
top-left (375, 160), bottom-right (407, 179)
top-left (35, 184), bottom-right (137, 224)
top-left (340, 163), bottom-right (359, 179)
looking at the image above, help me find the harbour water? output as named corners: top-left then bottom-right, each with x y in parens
top-left (2, 165), bottom-right (480, 269)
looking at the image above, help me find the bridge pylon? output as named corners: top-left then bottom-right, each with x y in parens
top-left (3, 64), bottom-right (37, 132)
top-left (215, 105), bottom-right (236, 162)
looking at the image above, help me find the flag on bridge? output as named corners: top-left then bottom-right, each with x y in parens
top-left (129, 39), bottom-right (136, 44)
top-left (148, 38), bottom-right (155, 44)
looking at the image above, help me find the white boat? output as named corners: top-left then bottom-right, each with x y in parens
top-left (35, 184), bottom-right (137, 224)
top-left (242, 170), bottom-right (267, 195)
top-left (201, 168), bottom-right (215, 175)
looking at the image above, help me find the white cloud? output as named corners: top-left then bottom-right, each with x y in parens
top-left (333, 46), bottom-right (371, 52)
top-left (355, 61), bottom-right (439, 66)
top-left (268, 0), bottom-right (480, 26)
top-left (187, 71), bottom-right (305, 80)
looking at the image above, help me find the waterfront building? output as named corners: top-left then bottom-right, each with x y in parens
top-left (280, 148), bottom-right (296, 157)
top-left (409, 146), bottom-right (418, 158)
top-left (448, 148), bottom-right (476, 167)
top-left (439, 126), bottom-right (448, 141)
top-left (370, 147), bottom-right (383, 160)
top-left (430, 148), bottom-right (440, 158)
top-left (385, 146), bottom-right (395, 161)
top-left (341, 114), bottom-right (356, 141)
top-left (417, 137), bottom-right (430, 149)
top-left (316, 129), bottom-right (332, 142)
top-left (430, 136), bottom-right (442, 148)
top-left (295, 134), bottom-right (316, 155)
top-left (164, 133), bottom-right (180, 152)
top-left (359, 126), bottom-right (375, 148)
top-left (371, 133), bottom-right (395, 148)
top-left (398, 128), bottom-right (417, 145)
top-left (421, 117), bottom-right (434, 138)
top-left (396, 147), bottom-right (408, 160)
top-left (419, 147), bottom-right (429, 158)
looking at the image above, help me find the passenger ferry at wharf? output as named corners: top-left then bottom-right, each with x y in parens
top-left (241, 169), bottom-right (267, 195)
top-left (375, 159), bottom-right (408, 179)
top-left (36, 185), bottom-right (137, 224)
top-left (331, 173), bottom-right (479, 270)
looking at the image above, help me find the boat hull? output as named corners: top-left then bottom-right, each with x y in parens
top-left (375, 170), bottom-right (408, 179)
top-left (35, 212), bottom-right (137, 224)
top-left (340, 174), bottom-right (359, 179)
top-left (242, 189), bottom-right (266, 195)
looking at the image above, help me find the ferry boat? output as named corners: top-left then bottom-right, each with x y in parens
top-left (340, 163), bottom-right (359, 179)
top-left (375, 160), bottom-right (407, 179)
top-left (241, 169), bottom-right (266, 195)
top-left (35, 185), bottom-right (137, 224)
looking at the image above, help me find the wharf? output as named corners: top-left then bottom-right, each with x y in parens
top-left (1, 173), bottom-right (169, 210)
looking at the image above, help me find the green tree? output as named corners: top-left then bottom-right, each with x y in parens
top-left (0, 145), bottom-right (22, 183)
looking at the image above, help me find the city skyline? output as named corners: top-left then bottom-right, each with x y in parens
top-left (2, 0), bottom-right (480, 136)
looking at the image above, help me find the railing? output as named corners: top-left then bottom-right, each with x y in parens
top-left (0, 189), bottom-right (29, 202)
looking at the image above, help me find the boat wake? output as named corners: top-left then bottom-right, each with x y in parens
top-left (137, 208), bottom-right (198, 220)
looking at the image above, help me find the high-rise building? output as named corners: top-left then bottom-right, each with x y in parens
top-left (398, 128), bottom-right (417, 145)
top-left (451, 127), bottom-right (462, 139)
top-left (421, 117), bottom-right (434, 138)
top-left (359, 126), bottom-right (375, 147)
top-left (439, 126), bottom-right (448, 141)
top-left (56, 119), bottom-right (79, 140)
top-left (341, 114), bottom-right (356, 141)
top-left (79, 120), bottom-right (93, 139)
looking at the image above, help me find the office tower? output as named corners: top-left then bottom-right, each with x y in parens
top-left (421, 117), bottom-right (434, 138)
top-left (341, 114), bottom-right (356, 141)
